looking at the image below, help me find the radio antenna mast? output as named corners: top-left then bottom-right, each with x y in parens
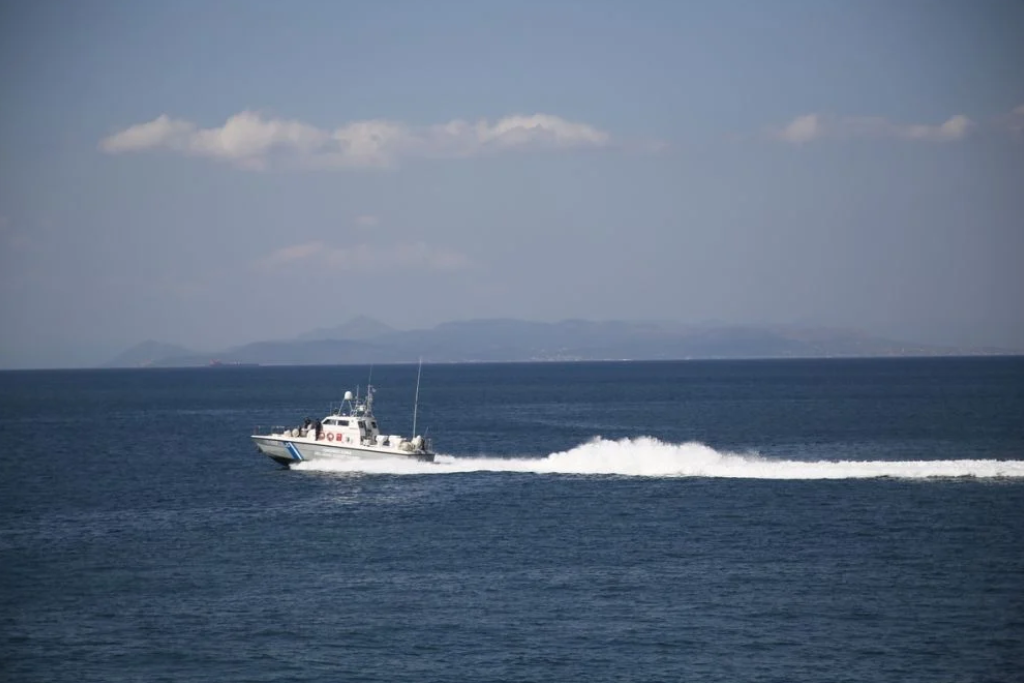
top-left (412, 357), bottom-right (422, 437)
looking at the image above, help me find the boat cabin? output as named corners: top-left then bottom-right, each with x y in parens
top-left (320, 415), bottom-right (381, 446)
top-left (257, 382), bottom-right (429, 459)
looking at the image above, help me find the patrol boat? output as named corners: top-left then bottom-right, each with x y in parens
top-left (251, 383), bottom-right (433, 467)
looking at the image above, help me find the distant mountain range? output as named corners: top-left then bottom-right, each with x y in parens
top-left (101, 317), bottom-right (1015, 368)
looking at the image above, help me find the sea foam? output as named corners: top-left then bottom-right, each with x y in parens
top-left (291, 436), bottom-right (1024, 479)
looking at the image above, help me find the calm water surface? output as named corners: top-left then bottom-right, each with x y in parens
top-left (1, 358), bottom-right (1023, 682)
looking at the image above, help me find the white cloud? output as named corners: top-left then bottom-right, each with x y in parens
top-left (99, 114), bottom-right (197, 153)
top-left (901, 114), bottom-right (971, 141)
top-left (100, 111), bottom-right (612, 170)
top-left (329, 120), bottom-right (412, 168)
top-left (1004, 104), bottom-right (1024, 140)
top-left (777, 114), bottom-right (821, 144)
top-left (0, 216), bottom-right (33, 252)
top-left (771, 112), bottom-right (972, 144)
top-left (256, 240), bottom-right (472, 272)
top-left (476, 114), bottom-right (609, 148)
top-left (260, 242), bottom-right (323, 267)
top-left (187, 111), bottom-right (328, 169)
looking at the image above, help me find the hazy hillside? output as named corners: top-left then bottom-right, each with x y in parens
top-left (296, 315), bottom-right (396, 342)
top-left (101, 317), bottom-right (1007, 368)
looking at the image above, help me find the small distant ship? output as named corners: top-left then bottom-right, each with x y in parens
top-left (251, 383), bottom-right (433, 467)
top-left (208, 360), bottom-right (260, 368)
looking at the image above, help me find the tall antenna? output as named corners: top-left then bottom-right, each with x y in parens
top-left (412, 357), bottom-right (422, 437)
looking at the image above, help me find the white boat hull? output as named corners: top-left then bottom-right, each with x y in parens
top-left (252, 434), bottom-right (434, 467)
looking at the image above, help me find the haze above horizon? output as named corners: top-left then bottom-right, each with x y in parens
top-left (2, 0), bottom-right (1022, 369)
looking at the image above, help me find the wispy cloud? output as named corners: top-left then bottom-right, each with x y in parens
top-left (256, 240), bottom-right (473, 272)
top-left (100, 111), bottom-right (611, 170)
top-left (1000, 104), bottom-right (1024, 140)
top-left (771, 112), bottom-right (972, 144)
top-left (0, 215), bottom-right (32, 252)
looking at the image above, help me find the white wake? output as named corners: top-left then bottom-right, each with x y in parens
top-left (291, 436), bottom-right (1024, 479)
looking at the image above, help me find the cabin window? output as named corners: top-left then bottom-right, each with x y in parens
top-left (337, 419), bottom-right (349, 426)
top-left (370, 421), bottom-right (378, 429)
top-left (324, 419), bottom-right (336, 425)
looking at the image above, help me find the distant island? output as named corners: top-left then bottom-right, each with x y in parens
top-left (101, 316), bottom-right (1017, 368)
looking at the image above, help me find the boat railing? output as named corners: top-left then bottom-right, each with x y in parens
top-left (253, 425), bottom-right (288, 436)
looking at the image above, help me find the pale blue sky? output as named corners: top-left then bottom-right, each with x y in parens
top-left (1, 0), bottom-right (1022, 368)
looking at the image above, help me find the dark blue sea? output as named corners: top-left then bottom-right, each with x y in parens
top-left (2, 358), bottom-right (1023, 682)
